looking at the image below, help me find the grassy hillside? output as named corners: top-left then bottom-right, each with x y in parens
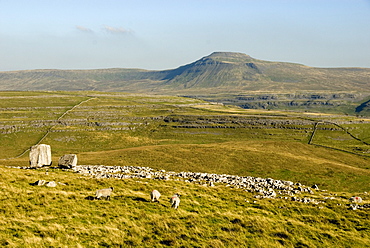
top-left (1, 91), bottom-right (369, 247)
top-left (1, 91), bottom-right (369, 191)
top-left (0, 165), bottom-right (369, 247)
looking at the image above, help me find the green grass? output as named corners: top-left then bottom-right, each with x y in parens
top-left (0, 91), bottom-right (370, 246)
top-left (1, 91), bottom-right (369, 189)
top-left (0, 166), bottom-right (369, 247)
top-left (69, 140), bottom-right (369, 193)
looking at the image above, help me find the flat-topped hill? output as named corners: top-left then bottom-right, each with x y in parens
top-left (1, 52), bottom-right (369, 93)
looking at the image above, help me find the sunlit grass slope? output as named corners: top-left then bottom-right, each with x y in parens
top-left (1, 91), bottom-right (369, 193)
top-left (0, 166), bottom-right (369, 247)
top-left (1, 91), bottom-right (370, 247)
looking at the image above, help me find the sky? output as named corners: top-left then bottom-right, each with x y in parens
top-left (0, 0), bottom-right (370, 71)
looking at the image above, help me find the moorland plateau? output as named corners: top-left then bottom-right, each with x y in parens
top-left (0, 53), bottom-right (369, 247)
top-left (1, 52), bottom-right (370, 116)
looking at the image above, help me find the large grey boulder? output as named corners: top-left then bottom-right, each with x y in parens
top-left (29, 144), bottom-right (52, 168)
top-left (58, 154), bottom-right (78, 169)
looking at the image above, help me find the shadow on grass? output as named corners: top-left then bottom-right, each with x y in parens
top-left (85, 196), bottom-right (96, 200)
top-left (114, 195), bottom-right (149, 202)
top-left (84, 195), bottom-right (169, 208)
top-left (117, 195), bottom-right (169, 207)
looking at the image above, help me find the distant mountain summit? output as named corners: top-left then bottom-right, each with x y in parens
top-left (159, 52), bottom-right (370, 93)
top-left (206, 51), bottom-right (255, 62)
top-left (160, 52), bottom-right (263, 89)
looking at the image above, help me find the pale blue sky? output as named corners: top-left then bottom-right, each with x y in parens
top-left (1, 0), bottom-right (369, 71)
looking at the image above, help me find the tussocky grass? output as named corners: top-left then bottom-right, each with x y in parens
top-left (0, 166), bottom-right (369, 247)
top-left (0, 91), bottom-right (370, 246)
top-left (0, 91), bottom-right (369, 193)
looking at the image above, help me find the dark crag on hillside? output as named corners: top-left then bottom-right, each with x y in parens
top-left (1, 52), bottom-right (370, 114)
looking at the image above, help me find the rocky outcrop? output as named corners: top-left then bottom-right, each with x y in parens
top-left (195, 92), bottom-right (370, 114)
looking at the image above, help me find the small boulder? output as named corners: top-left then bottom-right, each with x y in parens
top-left (58, 154), bottom-right (78, 169)
top-left (33, 179), bottom-right (46, 186)
top-left (46, 181), bottom-right (57, 187)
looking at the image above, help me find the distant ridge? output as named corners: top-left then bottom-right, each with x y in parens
top-left (0, 51), bottom-right (369, 94)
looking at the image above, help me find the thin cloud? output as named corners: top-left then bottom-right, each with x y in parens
top-left (103, 25), bottom-right (133, 34)
top-left (76, 25), bottom-right (93, 33)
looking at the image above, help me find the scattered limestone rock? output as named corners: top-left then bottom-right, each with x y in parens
top-left (32, 179), bottom-right (58, 187)
top-left (33, 179), bottom-right (46, 186)
top-left (46, 181), bottom-right (57, 187)
top-left (72, 165), bottom-right (321, 203)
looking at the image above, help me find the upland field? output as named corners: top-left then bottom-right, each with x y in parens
top-left (0, 91), bottom-right (369, 247)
